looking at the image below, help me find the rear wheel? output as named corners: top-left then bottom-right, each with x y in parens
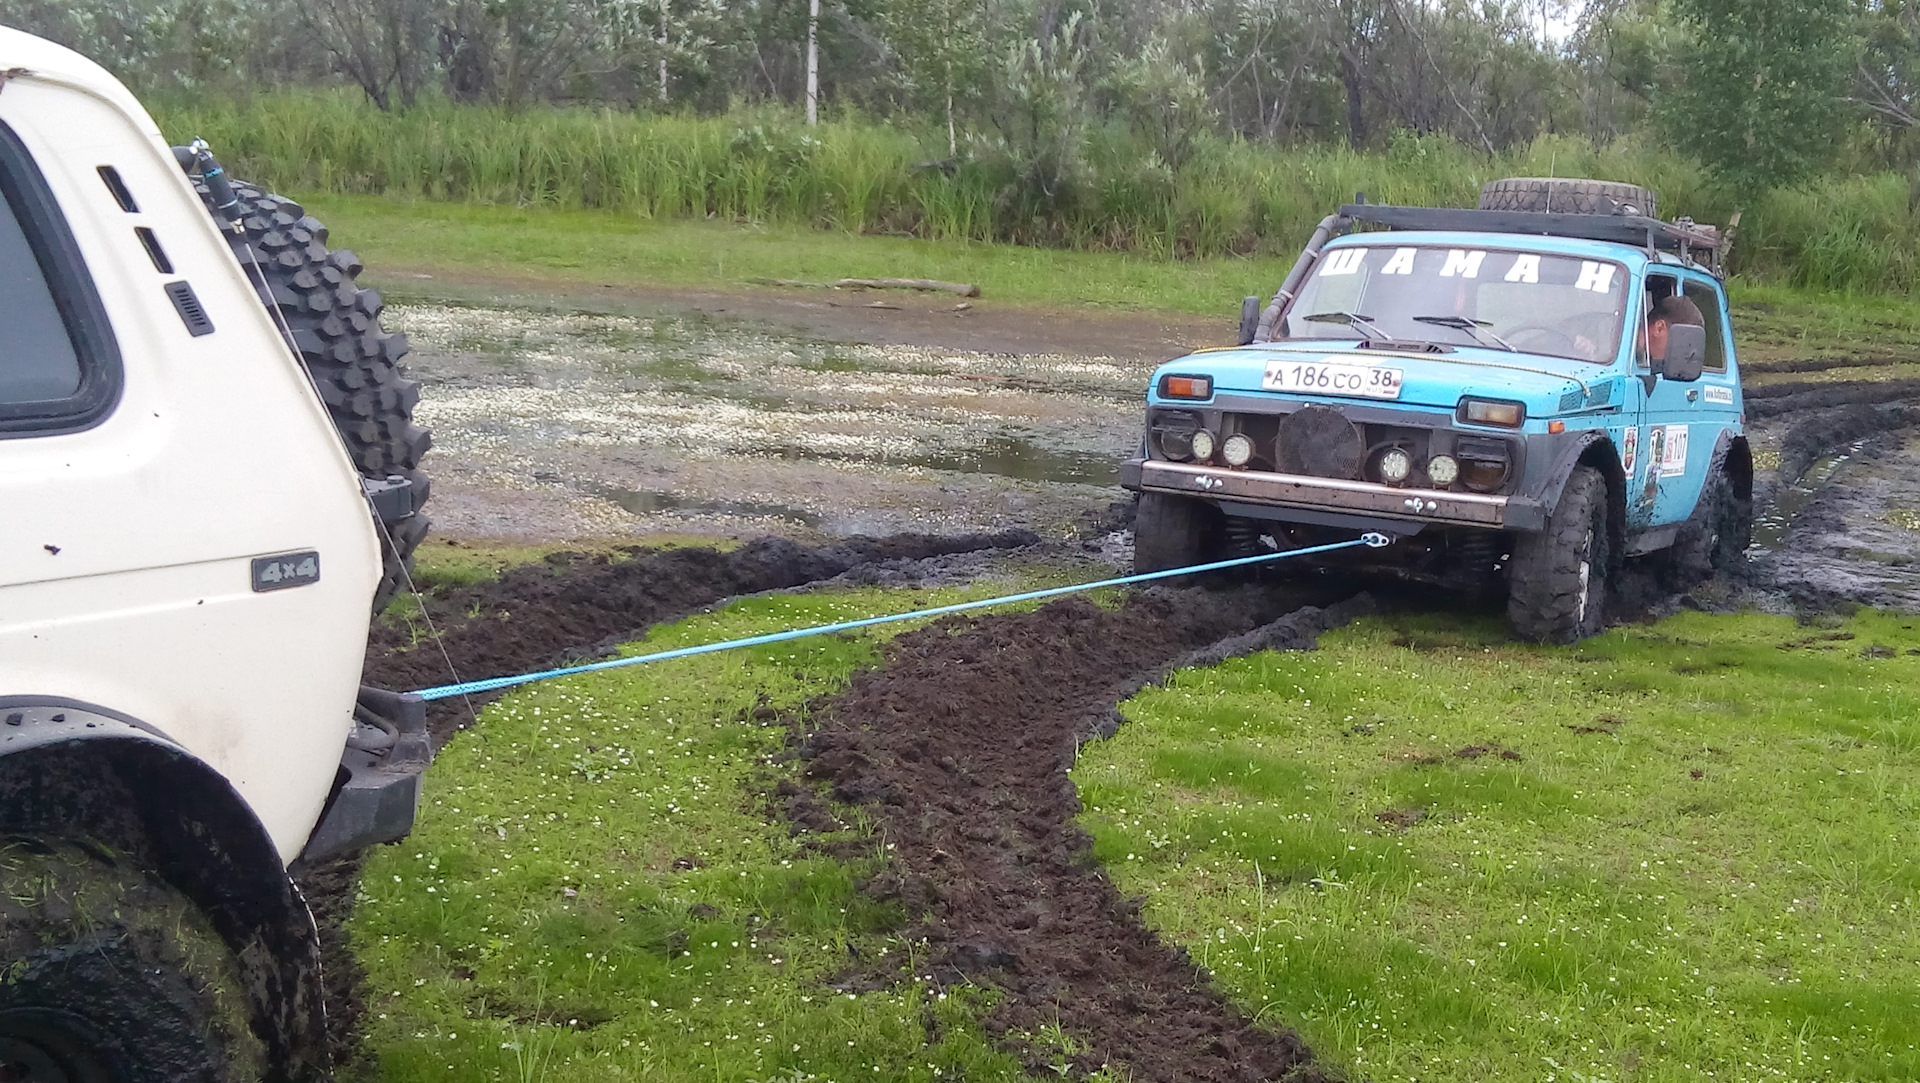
top-left (1507, 465), bottom-right (1611, 643)
top-left (190, 180), bottom-right (432, 614)
top-left (1133, 493), bottom-right (1223, 574)
top-left (1668, 467), bottom-right (1751, 586)
top-left (0, 838), bottom-right (266, 1082)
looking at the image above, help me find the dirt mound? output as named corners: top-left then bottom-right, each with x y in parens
top-left (796, 587), bottom-right (1375, 1082)
top-left (1745, 378), bottom-right (1920, 420)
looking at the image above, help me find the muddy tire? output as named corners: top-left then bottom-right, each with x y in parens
top-left (1668, 468), bottom-right (1752, 584)
top-left (191, 180), bottom-right (431, 614)
top-left (1479, 177), bottom-right (1657, 218)
top-left (0, 837), bottom-right (267, 1082)
top-left (1507, 465), bottom-right (1610, 643)
top-left (1133, 493), bottom-right (1222, 574)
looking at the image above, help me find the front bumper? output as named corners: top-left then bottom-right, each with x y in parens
top-left (1124, 459), bottom-right (1545, 531)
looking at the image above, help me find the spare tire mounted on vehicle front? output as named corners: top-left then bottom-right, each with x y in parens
top-left (185, 166), bottom-right (431, 614)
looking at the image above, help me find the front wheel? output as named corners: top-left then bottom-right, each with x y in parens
top-left (1133, 492), bottom-right (1223, 574)
top-left (1507, 465), bottom-right (1611, 643)
top-left (0, 838), bottom-right (266, 1082)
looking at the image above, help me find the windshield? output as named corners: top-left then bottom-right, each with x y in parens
top-left (1279, 244), bottom-right (1630, 364)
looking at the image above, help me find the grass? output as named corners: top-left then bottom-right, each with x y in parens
top-left (307, 194), bottom-right (1293, 317)
top-left (1073, 608), bottom-right (1920, 1083)
top-left (149, 90), bottom-right (1920, 295)
top-left (351, 570), bottom-right (1111, 1083)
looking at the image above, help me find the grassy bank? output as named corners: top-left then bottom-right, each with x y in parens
top-left (1075, 609), bottom-right (1920, 1082)
top-left (151, 92), bottom-right (1920, 295)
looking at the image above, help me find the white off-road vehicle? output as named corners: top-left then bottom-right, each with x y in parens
top-left (0, 29), bottom-right (432, 1082)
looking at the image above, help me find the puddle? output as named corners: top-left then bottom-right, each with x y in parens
top-left (1751, 442), bottom-right (1861, 555)
top-left (388, 299), bottom-right (1154, 538)
top-left (911, 435), bottom-right (1118, 485)
top-left (589, 485), bottom-right (823, 529)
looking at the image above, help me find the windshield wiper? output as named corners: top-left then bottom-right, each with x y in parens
top-left (1412, 315), bottom-right (1516, 352)
top-left (1302, 311), bottom-right (1401, 343)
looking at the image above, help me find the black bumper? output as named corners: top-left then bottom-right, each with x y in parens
top-left (1123, 458), bottom-right (1547, 532)
top-left (300, 686), bottom-right (431, 863)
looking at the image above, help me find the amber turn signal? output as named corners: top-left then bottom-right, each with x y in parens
top-left (1159, 374), bottom-right (1214, 400)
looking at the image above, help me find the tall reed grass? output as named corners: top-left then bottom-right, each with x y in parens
top-left (149, 91), bottom-right (1920, 295)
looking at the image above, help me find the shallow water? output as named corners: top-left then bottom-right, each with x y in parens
top-left (393, 301), bottom-right (1151, 537)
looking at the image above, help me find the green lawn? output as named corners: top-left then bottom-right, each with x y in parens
top-left (353, 573), bottom-right (1109, 1083)
top-left (307, 194), bottom-right (1920, 346)
top-left (307, 194), bottom-right (1292, 316)
top-left (1074, 609), bottom-right (1920, 1083)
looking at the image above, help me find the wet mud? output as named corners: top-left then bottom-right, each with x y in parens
top-left (793, 588), bottom-right (1377, 1082)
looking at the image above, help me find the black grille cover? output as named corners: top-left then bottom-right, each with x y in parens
top-left (1275, 405), bottom-right (1363, 478)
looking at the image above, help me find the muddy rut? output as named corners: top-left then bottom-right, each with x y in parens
top-left (796, 588), bottom-right (1376, 1082)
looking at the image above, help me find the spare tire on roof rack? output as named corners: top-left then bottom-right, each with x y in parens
top-left (1478, 178), bottom-right (1658, 218)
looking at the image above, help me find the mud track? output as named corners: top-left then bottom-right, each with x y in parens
top-left (795, 587), bottom-right (1377, 1082)
top-left (305, 529), bottom-right (1038, 1069)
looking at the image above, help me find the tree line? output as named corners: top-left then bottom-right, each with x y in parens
top-left (4, 0), bottom-right (1917, 195)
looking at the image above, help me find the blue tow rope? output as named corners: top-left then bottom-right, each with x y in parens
top-left (411, 532), bottom-right (1392, 701)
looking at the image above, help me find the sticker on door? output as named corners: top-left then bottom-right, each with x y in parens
top-left (1660, 424), bottom-right (1689, 478)
top-left (1621, 425), bottom-right (1639, 475)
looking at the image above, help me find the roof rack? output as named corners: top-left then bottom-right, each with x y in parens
top-left (1337, 203), bottom-right (1726, 275)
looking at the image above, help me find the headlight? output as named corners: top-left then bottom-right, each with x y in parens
top-left (1222, 433), bottom-right (1255, 467)
top-left (1376, 447), bottom-right (1413, 484)
top-left (1426, 454), bottom-right (1460, 486)
top-left (1190, 429), bottom-right (1217, 462)
top-left (1159, 374), bottom-right (1214, 401)
top-left (1459, 398), bottom-right (1526, 427)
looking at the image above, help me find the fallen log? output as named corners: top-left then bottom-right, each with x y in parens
top-left (833, 277), bottom-right (981, 298)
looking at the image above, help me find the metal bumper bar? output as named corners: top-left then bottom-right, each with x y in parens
top-left (1129, 459), bottom-right (1531, 529)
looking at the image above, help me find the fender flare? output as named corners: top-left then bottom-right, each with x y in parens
top-left (1521, 430), bottom-right (1628, 569)
top-left (0, 697), bottom-right (329, 1083)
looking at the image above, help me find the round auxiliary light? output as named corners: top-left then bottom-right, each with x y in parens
top-left (1190, 429), bottom-right (1217, 462)
top-left (1426, 454), bottom-right (1460, 487)
top-left (1222, 433), bottom-right (1255, 468)
top-left (1377, 447), bottom-right (1413, 485)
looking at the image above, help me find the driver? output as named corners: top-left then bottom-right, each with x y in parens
top-left (1641, 295), bottom-right (1706, 363)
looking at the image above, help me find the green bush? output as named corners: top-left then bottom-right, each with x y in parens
top-left (149, 90), bottom-right (1920, 295)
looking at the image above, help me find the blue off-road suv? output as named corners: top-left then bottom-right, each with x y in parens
top-left (1121, 177), bottom-right (1752, 642)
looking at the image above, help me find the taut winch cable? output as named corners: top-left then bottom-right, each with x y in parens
top-left (410, 532), bottom-right (1392, 701)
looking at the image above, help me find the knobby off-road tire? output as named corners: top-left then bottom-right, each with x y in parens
top-left (1507, 465), bottom-right (1611, 643)
top-left (1133, 492), bottom-right (1223, 574)
top-left (0, 837), bottom-right (267, 1082)
top-left (1479, 177), bottom-right (1658, 218)
top-left (192, 180), bottom-right (432, 614)
top-left (1667, 467), bottom-right (1752, 586)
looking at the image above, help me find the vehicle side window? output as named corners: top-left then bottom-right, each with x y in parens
top-left (0, 121), bottom-right (121, 435)
top-left (1682, 279), bottom-right (1728, 372)
top-left (1639, 274), bottom-right (1679, 370)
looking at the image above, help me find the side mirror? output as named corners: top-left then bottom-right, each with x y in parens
top-left (1662, 323), bottom-right (1706, 382)
top-left (1239, 296), bottom-right (1261, 346)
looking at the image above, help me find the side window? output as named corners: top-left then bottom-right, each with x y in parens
top-left (0, 177), bottom-right (81, 403)
top-left (1682, 279), bottom-right (1728, 372)
top-left (0, 121), bottom-right (122, 435)
top-left (1639, 274), bottom-right (1679, 370)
